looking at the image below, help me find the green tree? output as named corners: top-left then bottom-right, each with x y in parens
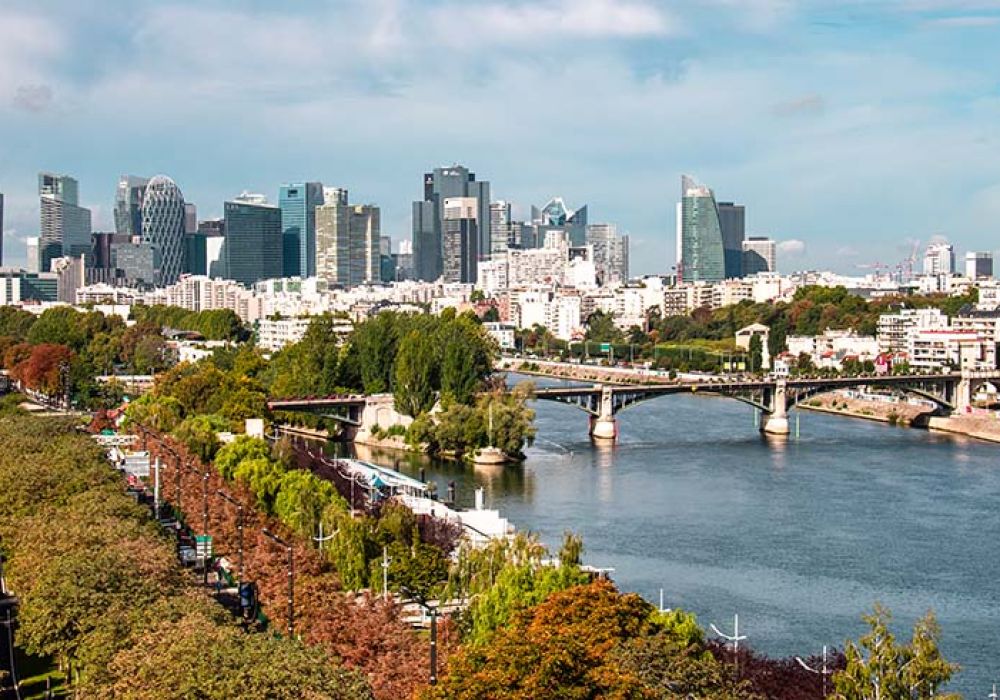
top-left (273, 469), bottom-right (346, 540)
top-left (171, 414), bottom-right (229, 462)
top-left (585, 310), bottom-right (623, 344)
top-left (832, 605), bottom-right (959, 700)
top-left (393, 330), bottom-right (438, 417)
top-left (214, 435), bottom-right (273, 480)
top-left (748, 333), bottom-right (763, 373)
top-left (353, 313), bottom-right (400, 394)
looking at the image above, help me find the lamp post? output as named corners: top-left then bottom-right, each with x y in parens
top-left (710, 614), bottom-right (747, 680)
top-left (262, 528), bottom-right (294, 638)
top-left (217, 490), bottom-right (244, 585)
top-left (794, 645), bottom-right (832, 698)
top-left (401, 586), bottom-right (439, 686)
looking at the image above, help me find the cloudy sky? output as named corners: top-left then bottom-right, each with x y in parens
top-left (1, 0), bottom-right (999, 275)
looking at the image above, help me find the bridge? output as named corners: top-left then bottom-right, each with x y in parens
top-left (532, 371), bottom-right (997, 438)
top-left (266, 370), bottom-right (1000, 441)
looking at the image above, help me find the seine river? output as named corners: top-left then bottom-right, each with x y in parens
top-left (344, 377), bottom-right (1000, 695)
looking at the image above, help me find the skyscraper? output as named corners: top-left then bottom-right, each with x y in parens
top-left (923, 242), bottom-right (955, 276)
top-left (442, 197), bottom-right (479, 284)
top-left (114, 175), bottom-right (150, 238)
top-left (279, 182), bottom-right (324, 278)
top-left (965, 252), bottom-right (993, 280)
top-left (742, 237), bottom-right (776, 275)
top-left (679, 175), bottom-right (725, 283)
top-left (222, 193), bottom-right (283, 285)
top-left (717, 201), bottom-right (745, 279)
top-left (39, 172), bottom-right (91, 273)
top-left (412, 165), bottom-right (490, 281)
top-left (490, 201), bottom-right (512, 257)
top-left (316, 196), bottom-right (381, 287)
top-left (531, 197), bottom-right (588, 246)
top-left (141, 175), bottom-right (187, 286)
top-left (586, 223), bottom-right (630, 285)
top-left (0, 191), bottom-right (4, 267)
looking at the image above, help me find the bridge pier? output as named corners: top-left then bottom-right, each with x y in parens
top-left (760, 380), bottom-right (790, 436)
top-left (590, 385), bottom-right (618, 441)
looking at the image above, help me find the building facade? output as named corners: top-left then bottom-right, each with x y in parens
top-left (742, 237), bottom-right (776, 275)
top-left (39, 172), bottom-right (91, 273)
top-left (717, 201), bottom-right (745, 279)
top-left (412, 165), bottom-right (490, 281)
top-left (442, 197), bottom-right (479, 284)
top-left (316, 199), bottom-right (381, 287)
top-left (222, 194), bottom-right (283, 286)
top-left (679, 175), bottom-right (725, 283)
top-left (964, 252), bottom-right (993, 280)
top-left (279, 182), bottom-right (324, 278)
top-left (140, 175), bottom-right (187, 286)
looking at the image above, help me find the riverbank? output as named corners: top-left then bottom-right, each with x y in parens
top-left (800, 393), bottom-right (1000, 444)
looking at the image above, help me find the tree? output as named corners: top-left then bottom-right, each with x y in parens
top-left (214, 435), bottom-right (273, 480)
top-left (393, 330), bottom-right (438, 417)
top-left (273, 469), bottom-right (346, 540)
top-left (748, 333), bottom-right (763, 373)
top-left (353, 313), bottom-right (399, 394)
top-left (831, 605), bottom-right (959, 700)
top-left (171, 414), bottom-right (229, 462)
top-left (11, 344), bottom-right (74, 396)
top-left (584, 310), bottom-right (623, 344)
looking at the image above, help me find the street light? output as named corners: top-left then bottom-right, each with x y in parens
top-left (400, 585), bottom-right (439, 686)
top-left (217, 490), bottom-right (244, 584)
top-left (710, 614), bottom-right (747, 680)
top-left (795, 645), bottom-right (832, 698)
top-left (261, 528), bottom-right (294, 638)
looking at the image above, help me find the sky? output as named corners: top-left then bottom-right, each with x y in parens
top-left (1, 0), bottom-right (999, 276)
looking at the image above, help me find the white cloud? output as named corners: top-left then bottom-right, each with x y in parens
top-left (0, 13), bottom-right (63, 98)
top-left (427, 0), bottom-right (678, 46)
top-left (778, 239), bottom-right (806, 256)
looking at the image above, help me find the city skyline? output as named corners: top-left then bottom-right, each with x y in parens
top-left (1, 1), bottom-right (999, 275)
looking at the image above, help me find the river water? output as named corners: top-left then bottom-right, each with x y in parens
top-left (341, 378), bottom-right (1000, 695)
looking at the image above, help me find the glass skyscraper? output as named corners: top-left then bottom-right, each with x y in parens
top-left (717, 201), bottom-right (745, 279)
top-left (279, 182), bottom-right (323, 278)
top-left (141, 175), bottom-right (187, 286)
top-left (223, 195), bottom-right (283, 285)
top-left (680, 175), bottom-right (726, 283)
top-left (114, 175), bottom-right (150, 238)
top-left (38, 172), bottom-right (91, 274)
top-left (316, 197), bottom-right (381, 287)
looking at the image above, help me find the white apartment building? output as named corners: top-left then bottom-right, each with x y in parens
top-left (786, 329), bottom-right (880, 370)
top-left (483, 322), bottom-right (516, 350)
top-left (143, 275), bottom-right (264, 323)
top-left (76, 283), bottom-right (141, 306)
top-left (257, 316), bottom-right (314, 351)
top-left (877, 308), bottom-right (948, 353)
top-left (923, 242), bottom-right (955, 276)
top-left (908, 328), bottom-right (994, 372)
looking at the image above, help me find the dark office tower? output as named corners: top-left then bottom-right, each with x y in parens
top-left (114, 175), bottom-right (149, 237)
top-left (717, 201), bottom-right (745, 279)
top-left (412, 165), bottom-right (490, 281)
top-left (0, 191), bottom-right (4, 266)
top-left (39, 172), bottom-right (91, 273)
top-left (442, 197), bottom-right (479, 283)
top-left (679, 175), bottom-right (725, 283)
top-left (222, 193), bottom-right (283, 285)
top-left (280, 182), bottom-right (323, 278)
top-left (184, 232), bottom-right (208, 275)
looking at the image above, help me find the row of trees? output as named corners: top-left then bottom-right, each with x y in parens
top-left (0, 410), bottom-right (371, 698)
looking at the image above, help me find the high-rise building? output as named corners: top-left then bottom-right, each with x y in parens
top-left (585, 223), bottom-right (629, 285)
top-left (184, 203), bottom-right (198, 234)
top-left (0, 191), bottom-right (4, 267)
top-left (316, 196), bottom-right (381, 287)
top-left (679, 175), bottom-right (725, 283)
top-left (140, 175), bottom-right (187, 286)
top-left (279, 182), bottom-right (324, 278)
top-left (923, 242), bottom-right (954, 276)
top-left (39, 172), bottom-right (91, 273)
top-left (26, 238), bottom-right (39, 273)
top-left (965, 251), bottom-right (993, 280)
top-left (442, 197), bottom-right (479, 284)
top-left (490, 201), bottom-right (512, 257)
top-left (717, 201), bottom-right (745, 279)
top-left (742, 237), bottom-right (776, 275)
top-left (412, 165), bottom-right (490, 281)
top-left (114, 176), bottom-right (149, 238)
top-left (531, 197), bottom-right (587, 246)
top-left (222, 194), bottom-right (283, 285)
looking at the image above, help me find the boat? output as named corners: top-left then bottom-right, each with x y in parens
top-left (472, 403), bottom-right (509, 465)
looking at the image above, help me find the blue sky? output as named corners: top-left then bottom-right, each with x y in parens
top-left (1, 0), bottom-right (999, 275)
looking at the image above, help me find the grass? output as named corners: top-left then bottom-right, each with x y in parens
top-left (12, 648), bottom-right (67, 699)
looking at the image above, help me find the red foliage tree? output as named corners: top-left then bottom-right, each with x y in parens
top-left (12, 343), bottom-right (73, 395)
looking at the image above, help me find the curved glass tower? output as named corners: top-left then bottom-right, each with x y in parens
top-left (680, 175), bottom-right (725, 283)
top-left (141, 175), bottom-right (186, 286)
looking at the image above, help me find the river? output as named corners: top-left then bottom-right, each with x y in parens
top-left (338, 378), bottom-right (1000, 695)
